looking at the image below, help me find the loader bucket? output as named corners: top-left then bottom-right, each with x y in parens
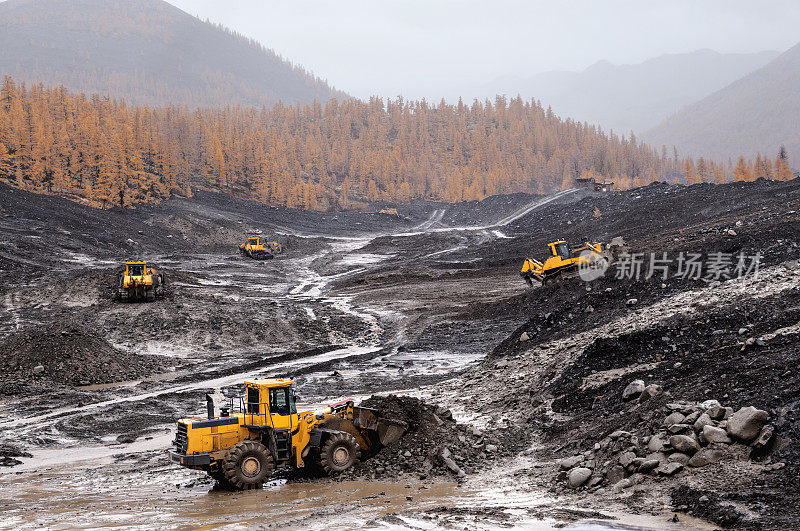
top-left (376, 418), bottom-right (408, 446)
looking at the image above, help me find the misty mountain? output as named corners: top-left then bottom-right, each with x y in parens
top-left (483, 49), bottom-right (778, 135)
top-left (0, 0), bottom-right (346, 108)
top-left (644, 42), bottom-right (800, 166)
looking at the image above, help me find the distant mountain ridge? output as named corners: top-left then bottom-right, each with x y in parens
top-left (483, 49), bottom-right (779, 135)
top-left (0, 0), bottom-right (347, 108)
top-left (644, 41), bottom-right (800, 166)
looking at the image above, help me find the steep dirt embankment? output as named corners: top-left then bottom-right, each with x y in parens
top-left (442, 178), bottom-right (800, 529)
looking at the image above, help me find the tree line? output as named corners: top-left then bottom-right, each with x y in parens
top-left (0, 77), bottom-right (792, 210)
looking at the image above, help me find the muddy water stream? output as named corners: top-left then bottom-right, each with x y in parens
top-left (0, 196), bottom-right (711, 529)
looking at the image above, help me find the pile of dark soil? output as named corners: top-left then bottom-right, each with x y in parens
top-left (338, 395), bottom-right (519, 481)
top-left (0, 443), bottom-right (32, 467)
top-left (0, 323), bottom-right (168, 393)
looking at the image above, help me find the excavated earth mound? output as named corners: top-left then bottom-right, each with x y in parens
top-left (338, 395), bottom-right (521, 481)
top-left (0, 323), bottom-right (168, 393)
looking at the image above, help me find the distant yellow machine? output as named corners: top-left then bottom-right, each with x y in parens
top-left (117, 261), bottom-right (164, 302)
top-left (169, 379), bottom-right (407, 490)
top-left (520, 241), bottom-right (610, 286)
top-left (239, 236), bottom-right (282, 260)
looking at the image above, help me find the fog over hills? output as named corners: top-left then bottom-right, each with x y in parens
top-left (482, 49), bottom-right (778, 136)
top-left (644, 41), bottom-right (800, 166)
top-left (0, 0), bottom-right (346, 107)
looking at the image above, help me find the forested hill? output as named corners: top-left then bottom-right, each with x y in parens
top-left (0, 0), bottom-right (346, 108)
top-left (0, 78), bottom-right (686, 210)
top-left (645, 40), bottom-right (800, 167)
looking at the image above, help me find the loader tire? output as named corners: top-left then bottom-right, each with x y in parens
top-left (319, 432), bottom-right (360, 475)
top-left (222, 440), bottom-right (274, 490)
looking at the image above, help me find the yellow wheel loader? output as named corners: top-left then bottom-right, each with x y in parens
top-left (239, 236), bottom-right (283, 260)
top-left (168, 379), bottom-right (407, 490)
top-left (521, 240), bottom-right (614, 286)
top-left (117, 261), bottom-right (164, 302)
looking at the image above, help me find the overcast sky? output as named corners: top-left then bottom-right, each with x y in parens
top-left (167, 0), bottom-right (799, 100)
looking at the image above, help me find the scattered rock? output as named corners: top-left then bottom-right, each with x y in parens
top-left (702, 425), bottom-right (732, 444)
top-left (693, 413), bottom-right (713, 433)
top-left (688, 447), bottom-right (728, 468)
top-left (622, 379), bottom-right (645, 401)
top-left (618, 451), bottom-right (637, 468)
top-left (639, 384), bottom-right (663, 402)
top-left (751, 425), bottom-right (775, 450)
top-left (568, 467), bottom-right (592, 488)
top-left (639, 459), bottom-right (660, 472)
top-left (664, 412), bottom-right (686, 426)
top-left (606, 465), bottom-right (625, 484)
top-left (669, 435), bottom-right (699, 455)
top-left (519, 332), bottom-right (530, 342)
top-left (558, 455), bottom-right (583, 470)
top-left (657, 462), bottom-right (684, 476)
top-left (668, 453), bottom-right (690, 465)
top-left (32, 365), bottom-right (45, 375)
top-left (727, 406), bottom-right (768, 442)
top-left (626, 298), bottom-right (638, 306)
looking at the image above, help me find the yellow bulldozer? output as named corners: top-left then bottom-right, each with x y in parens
top-left (239, 236), bottom-right (283, 260)
top-left (169, 378), bottom-right (407, 490)
top-left (117, 261), bottom-right (164, 302)
top-left (520, 239), bottom-right (622, 286)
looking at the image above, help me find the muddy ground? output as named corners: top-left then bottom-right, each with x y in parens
top-left (0, 179), bottom-right (798, 529)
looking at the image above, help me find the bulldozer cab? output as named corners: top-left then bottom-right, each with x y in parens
top-left (549, 241), bottom-right (571, 260)
top-left (243, 379), bottom-right (297, 430)
top-left (248, 237), bottom-right (260, 246)
top-left (126, 262), bottom-right (146, 276)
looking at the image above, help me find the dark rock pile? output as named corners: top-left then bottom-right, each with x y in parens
top-left (0, 323), bottom-right (168, 393)
top-left (556, 380), bottom-right (778, 492)
top-left (340, 395), bottom-right (516, 481)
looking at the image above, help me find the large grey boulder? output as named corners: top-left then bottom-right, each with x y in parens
top-left (727, 406), bottom-right (768, 442)
top-left (669, 435), bottom-right (700, 455)
top-left (693, 413), bottom-right (713, 433)
top-left (559, 455), bottom-right (583, 470)
top-left (664, 412), bottom-right (686, 426)
top-left (647, 434), bottom-right (666, 453)
top-left (668, 452), bottom-right (690, 465)
top-left (703, 425), bottom-right (732, 444)
top-left (639, 384), bottom-right (663, 402)
top-left (688, 447), bottom-right (728, 468)
top-left (657, 462), bottom-right (684, 476)
top-left (622, 379), bottom-right (645, 401)
top-left (568, 467), bottom-right (592, 488)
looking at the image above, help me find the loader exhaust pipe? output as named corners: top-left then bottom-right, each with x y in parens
top-left (206, 394), bottom-right (215, 419)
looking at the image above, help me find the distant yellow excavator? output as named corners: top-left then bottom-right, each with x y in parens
top-left (521, 239), bottom-right (623, 286)
top-left (239, 236), bottom-right (283, 260)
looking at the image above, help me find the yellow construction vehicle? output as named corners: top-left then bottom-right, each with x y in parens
top-left (520, 241), bottom-right (611, 286)
top-left (239, 236), bottom-right (282, 260)
top-left (168, 378), bottom-right (407, 490)
top-left (117, 261), bottom-right (164, 302)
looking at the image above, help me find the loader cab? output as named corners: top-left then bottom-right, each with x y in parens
top-left (243, 379), bottom-right (298, 430)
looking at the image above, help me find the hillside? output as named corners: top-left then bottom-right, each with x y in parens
top-left (645, 42), bottom-right (800, 166)
top-left (0, 0), bottom-right (346, 108)
top-left (484, 49), bottom-right (778, 135)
